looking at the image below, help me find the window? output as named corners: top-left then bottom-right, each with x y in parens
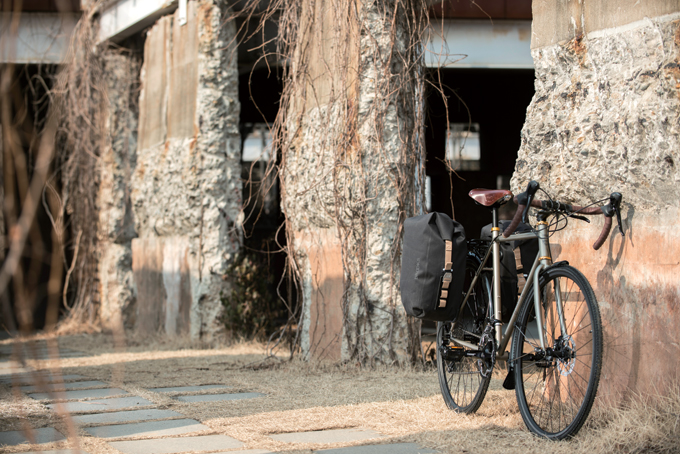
top-left (446, 123), bottom-right (480, 171)
top-left (242, 124), bottom-right (273, 162)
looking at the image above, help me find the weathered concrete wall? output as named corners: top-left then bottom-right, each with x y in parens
top-left (98, 51), bottom-right (140, 331)
top-left (0, 128), bottom-right (4, 263)
top-left (514, 4), bottom-right (680, 400)
top-left (532, 0), bottom-right (680, 48)
top-left (131, 1), bottom-right (241, 340)
top-left (283, 0), bottom-right (422, 363)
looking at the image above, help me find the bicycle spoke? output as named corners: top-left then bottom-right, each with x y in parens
top-left (437, 258), bottom-right (491, 414)
top-left (512, 266), bottom-right (603, 439)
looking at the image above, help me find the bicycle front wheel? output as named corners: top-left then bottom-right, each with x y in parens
top-left (511, 265), bottom-right (603, 440)
top-left (437, 256), bottom-right (491, 413)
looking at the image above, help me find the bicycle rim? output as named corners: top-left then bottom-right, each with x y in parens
top-left (437, 257), bottom-right (491, 413)
top-left (511, 266), bottom-right (603, 439)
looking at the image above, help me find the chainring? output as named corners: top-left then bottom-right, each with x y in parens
top-left (478, 323), bottom-right (496, 378)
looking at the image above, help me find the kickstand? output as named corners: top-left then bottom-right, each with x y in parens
top-left (503, 365), bottom-right (516, 390)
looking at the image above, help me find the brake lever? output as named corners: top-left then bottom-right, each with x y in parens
top-left (611, 192), bottom-right (624, 236)
top-left (570, 214), bottom-right (590, 223)
top-left (601, 192), bottom-right (624, 236)
top-left (522, 181), bottom-right (540, 224)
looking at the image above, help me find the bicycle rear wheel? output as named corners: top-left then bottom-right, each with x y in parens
top-left (511, 265), bottom-right (603, 439)
top-left (437, 256), bottom-right (491, 413)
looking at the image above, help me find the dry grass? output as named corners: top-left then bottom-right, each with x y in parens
top-left (0, 333), bottom-right (679, 454)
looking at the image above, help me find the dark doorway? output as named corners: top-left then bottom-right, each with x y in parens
top-left (233, 65), bottom-right (292, 339)
top-left (425, 68), bottom-right (535, 238)
top-left (1, 64), bottom-right (63, 332)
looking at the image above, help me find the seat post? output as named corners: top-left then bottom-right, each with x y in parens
top-left (491, 206), bottom-right (499, 230)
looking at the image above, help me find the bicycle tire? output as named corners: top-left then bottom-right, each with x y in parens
top-left (437, 256), bottom-right (492, 413)
top-left (510, 265), bottom-right (603, 440)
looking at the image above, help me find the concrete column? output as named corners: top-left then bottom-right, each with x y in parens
top-left (98, 51), bottom-right (140, 331)
top-left (0, 127), bottom-right (4, 263)
top-left (513, 1), bottom-right (680, 401)
top-left (283, 0), bottom-right (423, 363)
top-left (131, 0), bottom-right (241, 341)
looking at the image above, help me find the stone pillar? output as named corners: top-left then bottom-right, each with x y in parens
top-left (0, 126), bottom-right (4, 263)
top-left (98, 51), bottom-right (140, 331)
top-left (282, 0), bottom-right (423, 363)
top-left (131, 1), bottom-right (241, 340)
top-left (513, 0), bottom-right (680, 401)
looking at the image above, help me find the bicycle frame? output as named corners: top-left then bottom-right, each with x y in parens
top-left (450, 215), bottom-right (559, 362)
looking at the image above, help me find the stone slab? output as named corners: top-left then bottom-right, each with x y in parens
top-left (270, 428), bottom-right (385, 444)
top-left (23, 451), bottom-right (89, 454)
top-left (49, 396), bottom-right (154, 413)
top-left (49, 351), bottom-right (88, 358)
top-left (0, 427), bottom-right (65, 446)
top-left (108, 434), bottom-right (244, 454)
top-left (0, 373), bottom-right (85, 385)
top-left (212, 451), bottom-right (272, 454)
top-left (72, 409), bottom-right (184, 425)
top-left (317, 443), bottom-right (437, 454)
top-left (149, 384), bottom-right (227, 393)
top-left (84, 418), bottom-right (209, 439)
top-left (0, 362), bottom-right (30, 374)
top-left (29, 387), bottom-right (128, 400)
top-left (0, 346), bottom-right (86, 360)
top-left (22, 380), bottom-right (109, 393)
top-left (176, 392), bottom-right (265, 403)
top-left (22, 349), bottom-right (86, 357)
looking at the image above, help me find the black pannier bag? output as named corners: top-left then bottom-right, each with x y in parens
top-left (480, 221), bottom-right (538, 322)
top-left (400, 212), bottom-right (466, 321)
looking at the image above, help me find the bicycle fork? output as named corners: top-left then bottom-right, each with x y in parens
top-left (531, 222), bottom-right (569, 351)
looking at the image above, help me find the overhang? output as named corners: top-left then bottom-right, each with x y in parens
top-left (98, 0), bottom-right (179, 43)
top-left (424, 20), bottom-right (533, 69)
top-left (0, 12), bottom-right (79, 63)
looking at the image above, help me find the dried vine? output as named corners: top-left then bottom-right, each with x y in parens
top-left (51, 2), bottom-right (108, 326)
top-left (244, 0), bottom-right (432, 365)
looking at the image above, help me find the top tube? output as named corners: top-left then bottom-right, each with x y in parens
top-left (496, 231), bottom-right (537, 243)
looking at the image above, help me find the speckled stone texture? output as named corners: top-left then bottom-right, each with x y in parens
top-left (98, 51), bottom-right (140, 330)
top-left (512, 14), bottom-right (680, 209)
top-left (283, 0), bottom-right (423, 363)
top-left (512, 12), bottom-right (680, 401)
top-left (130, 1), bottom-right (241, 340)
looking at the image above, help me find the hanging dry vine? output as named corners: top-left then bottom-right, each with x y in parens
top-left (242, 0), bottom-right (435, 365)
top-left (50, 2), bottom-right (108, 327)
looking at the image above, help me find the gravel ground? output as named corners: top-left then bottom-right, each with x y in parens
top-left (0, 333), bottom-right (677, 454)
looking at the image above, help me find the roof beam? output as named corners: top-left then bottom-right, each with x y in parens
top-left (424, 20), bottom-right (534, 69)
top-left (98, 0), bottom-right (178, 43)
top-left (0, 12), bottom-right (78, 64)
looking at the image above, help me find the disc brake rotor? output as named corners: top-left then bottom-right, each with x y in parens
top-left (556, 335), bottom-right (576, 376)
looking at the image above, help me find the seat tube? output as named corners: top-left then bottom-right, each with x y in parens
top-left (491, 208), bottom-right (502, 345)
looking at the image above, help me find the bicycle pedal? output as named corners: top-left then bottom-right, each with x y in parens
top-left (441, 346), bottom-right (465, 361)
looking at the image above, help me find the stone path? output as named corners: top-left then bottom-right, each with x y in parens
top-left (175, 392), bottom-right (265, 403)
top-left (0, 427), bottom-right (65, 446)
top-left (0, 345), bottom-right (437, 454)
top-left (0, 342), bottom-right (88, 361)
top-left (269, 428), bottom-right (386, 444)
